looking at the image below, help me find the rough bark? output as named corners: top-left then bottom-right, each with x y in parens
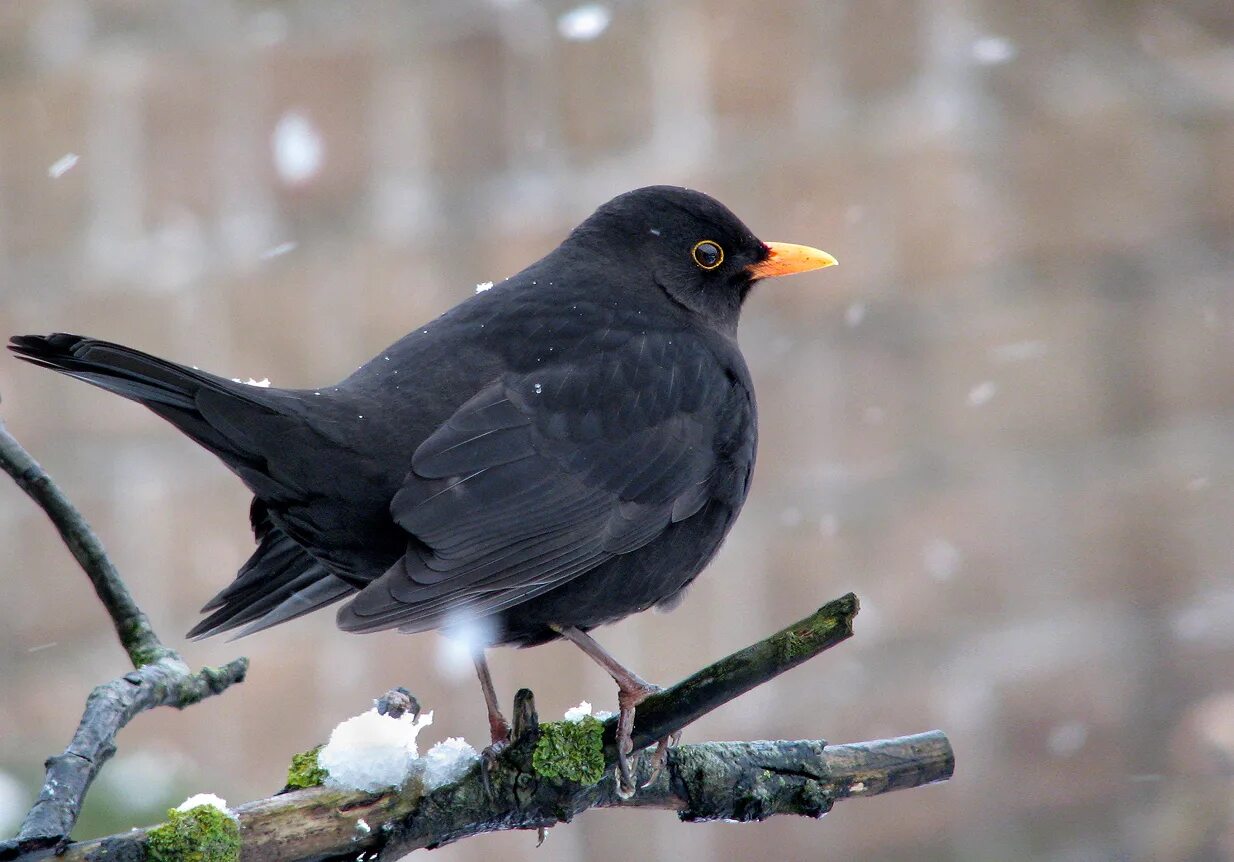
top-left (22, 731), bottom-right (953, 861)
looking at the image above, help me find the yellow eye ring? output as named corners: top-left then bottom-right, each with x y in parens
top-left (691, 240), bottom-right (724, 270)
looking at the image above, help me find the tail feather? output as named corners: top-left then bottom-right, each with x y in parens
top-left (188, 527), bottom-right (354, 640)
top-left (11, 332), bottom-right (356, 639)
top-left (8, 333), bottom-right (268, 411)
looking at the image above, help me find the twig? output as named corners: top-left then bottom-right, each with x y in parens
top-left (0, 417), bottom-right (167, 667)
top-left (0, 414), bottom-right (248, 856)
top-left (619, 592), bottom-right (857, 754)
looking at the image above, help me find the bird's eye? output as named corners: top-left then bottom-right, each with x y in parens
top-left (691, 240), bottom-right (724, 270)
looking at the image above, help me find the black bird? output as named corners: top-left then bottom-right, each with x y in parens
top-left (9, 186), bottom-right (835, 792)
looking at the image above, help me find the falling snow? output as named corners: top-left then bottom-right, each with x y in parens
top-left (47, 153), bottom-right (79, 178)
top-left (272, 111), bottom-right (324, 185)
top-left (990, 341), bottom-right (1047, 363)
top-left (971, 36), bottom-right (1017, 65)
top-left (967, 381), bottom-right (998, 406)
top-left (557, 4), bottom-right (611, 41)
top-left (845, 302), bottom-right (867, 328)
top-left (259, 241), bottom-right (297, 260)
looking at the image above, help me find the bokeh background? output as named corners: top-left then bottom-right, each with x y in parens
top-left (2, 1), bottom-right (1234, 859)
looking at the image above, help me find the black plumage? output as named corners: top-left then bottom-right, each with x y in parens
top-left (10, 186), bottom-right (835, 790)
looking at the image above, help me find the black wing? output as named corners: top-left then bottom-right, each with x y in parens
top-left (336, 330), bottom-right (730, 634)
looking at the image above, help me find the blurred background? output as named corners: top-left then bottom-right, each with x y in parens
top-left (1, 1), bottom-right (1233, 859)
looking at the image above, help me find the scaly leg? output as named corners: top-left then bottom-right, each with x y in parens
top-left (474, 649), bottom-right (511, 749)
top-left (553, 625), bottom-right (669, 797)
top-left (474, 649), bottom-right (512, 799)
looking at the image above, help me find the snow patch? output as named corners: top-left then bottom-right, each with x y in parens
top-left (232, 377), bottom-right (271, 388)
top-left (475, 281), bottom-right (494, 293)
top-left (175, 793), bottom-right (236, 820)
top-left (319, 709), bottom-right (435, 792)
top-left (563, 701), bottom-right (593, 723)
top-left (422, 737), bottom-right (479, 789)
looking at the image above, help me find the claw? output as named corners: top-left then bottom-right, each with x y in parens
top-left (642, 729), bottom-right (681, 788)
top-left (479, 739), bottom-right (508, 800)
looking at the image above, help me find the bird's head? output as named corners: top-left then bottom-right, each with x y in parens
top-left (564, 186), bottom-right (836, 331)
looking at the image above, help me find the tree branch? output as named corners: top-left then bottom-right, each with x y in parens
top-left (23, 732), bottom-right (953, 861)
top-left (0, 415), bottom-right (248, 857)
top-left (5, 592), bottom-right (954, 861)
top-left (0, 417), bottom-right (168, 667)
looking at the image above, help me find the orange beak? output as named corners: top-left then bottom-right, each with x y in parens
top-left (746, 242), bottom-right (838, 279)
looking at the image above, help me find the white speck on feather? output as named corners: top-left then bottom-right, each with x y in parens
top-left (422, 738), bottom-right (479, 789)
top-left (649, 228), bottom-right (661, 236)
top-left (231, 377), bottom-right (271, 387)
top-left (318, 709), bottom-right (434, 792)
top-left (47, 153), bottom-right (79, 178)
top-left (970, 36), bottom-right (1016, 65)
top-left (967, 381), bottom-right (998, 406)
top-left (563, 702), bottom-right (593, 723)
top-left (272, 111), bottom-right (324, 185)
top-left (533, 383), bottom-right (543, 394)
top-left (475, 281), bottom-right (494, 293)
top-left (175, 793), bottom-right (236, 821)
top-left (557, 4), bottom-right (611, 41)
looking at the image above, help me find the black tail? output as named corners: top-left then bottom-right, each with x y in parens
top-left (11, 334), bottom-right (357, 638)
top-left (8, 333), bottom-right (280, 469)
top-left (188, 524), bottom-right (355, 640)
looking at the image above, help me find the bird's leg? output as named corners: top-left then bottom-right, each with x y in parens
top-left (474, 649), bottom-right (511, 800)
top-left (474, 649), bottom-right (511, 749)
top-left (553, 625), bottom-right (664, 797)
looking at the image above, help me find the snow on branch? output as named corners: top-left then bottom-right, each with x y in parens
top-left (10, 594), bottom-right (954, 861)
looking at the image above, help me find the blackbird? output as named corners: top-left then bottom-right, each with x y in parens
top-left (9, 186), bottom-right (835, 792)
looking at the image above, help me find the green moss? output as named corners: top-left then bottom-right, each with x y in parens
top-left (145, 805), bottom-right (240, 862)
top-left (779, 629), bottom-right (808, 661)
top-left (286, 745), bottom-right (328, 789)
top-left (532, 716), bottom-right (604, 784)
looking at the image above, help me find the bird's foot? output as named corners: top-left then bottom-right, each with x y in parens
top-left (614, 680), bottom-right (661, 798)
top-left (642, 729), bottom-right (682, 789)
top-left (478, 714), bottom-right (512, 800)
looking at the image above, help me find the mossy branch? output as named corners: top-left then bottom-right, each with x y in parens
top-left (6, 593), bottom-right (953, 861)
top-left (0, 416), bottom-right (248, 858)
